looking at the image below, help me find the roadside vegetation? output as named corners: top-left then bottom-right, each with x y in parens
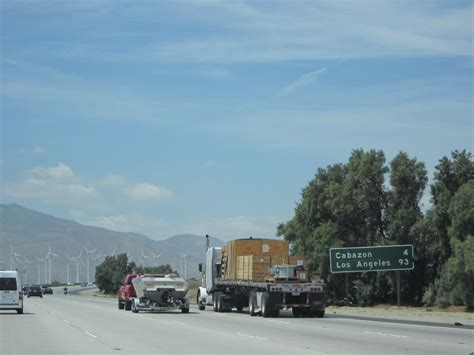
top-left (95, 254), bottom-right (175, 294)
top-left (278, 149), bottom-right (473, 310)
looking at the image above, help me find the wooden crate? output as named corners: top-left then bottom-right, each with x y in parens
top-left (225, 239), bottom-right (289, 280)
top-left (236, 255), bottom-right (271, 281)
top-left (270, 255), bottom-right (289, 266)
top-left (289, 256), bottom-right (306, 267)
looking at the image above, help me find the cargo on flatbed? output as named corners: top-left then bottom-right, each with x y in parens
top-left (197, 236), bottom-right (326, 318)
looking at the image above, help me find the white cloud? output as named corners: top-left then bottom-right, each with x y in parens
top-left (97, 175), bottom-right (128, 189)
top-left (33, 146), bottom-right (46, 154)
top-left (125, 182), bottom-right (173, 202)
top-left (4, 178), bottom-right (98, 203)
top-left (30, 162), bottom-right (73, 179)
top-left (279, 67), bottom-right (327, 96)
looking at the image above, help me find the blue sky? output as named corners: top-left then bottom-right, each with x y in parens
top-left (1, 0), bottom-right (472, 240)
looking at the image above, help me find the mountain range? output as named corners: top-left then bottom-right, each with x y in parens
top-left (0, 203), bottom-right (224, 283)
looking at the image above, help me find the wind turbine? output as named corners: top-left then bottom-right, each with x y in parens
top-left (91, 254), bottom-right (102, 283)
top-left (65, 254), bottom-right (76, 285)
top-left (82, 247), bottom-right (96, 285)
top-left (35, 256), bottom-right (44, 284)
top-left (150, 252), bottom-right (162, 267)
top-left (46, 246), bottom-right (58, 284)
top-left (140, 250), bottom-right (151, 267)
top-left (22, 257), bottom-right (32, 284)
top-left (178, 253), bottom-right (188, 280)
top-left (0, 258), bottom-right (7, 271)
top-left (9, 245), bottom-right (24, 270)
top-left (71, 251), bottom-right (84, 284)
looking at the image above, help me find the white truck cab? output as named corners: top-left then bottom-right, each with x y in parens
top-left (0, 271), bottom-right (23, 314)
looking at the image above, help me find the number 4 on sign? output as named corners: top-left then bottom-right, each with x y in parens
top-left (403, 249), bottom-right (408, 256)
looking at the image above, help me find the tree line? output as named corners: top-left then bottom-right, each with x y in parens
top-left (95, 254), bottom-right (175, 294)
top-left (278, 149), bottom-right (473, 310)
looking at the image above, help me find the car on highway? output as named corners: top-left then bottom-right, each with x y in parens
top-left (27, 285), bottom-right (43, 298)
top-left (80, 282), bottom-right (87, 287)
top-left (41, 285), bottom-right (53, 295)
top-left (0, 270), bottom-right (24, 314)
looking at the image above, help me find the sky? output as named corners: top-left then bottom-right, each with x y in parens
top-left (1, 0), bottom-right (472, 241)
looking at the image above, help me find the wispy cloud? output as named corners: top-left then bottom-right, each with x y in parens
top-left (125, 182), bottom-right (173, 202)
top-left (279, 67), bottom-right (327, 96)
top-left (3, 163), bottom-right (173, 207)
top-left (3, 2), bottom-right (471, 64)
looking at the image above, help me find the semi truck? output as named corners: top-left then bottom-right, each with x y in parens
top-left (129, 273), bottom-right (190, 313)
top-left (197, 236), bottom-right (326, 318)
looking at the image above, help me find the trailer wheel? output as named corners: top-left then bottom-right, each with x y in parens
top-left (213, 292), bottom-right (220, 312)
top-left (249, 291), bottom-right (257, 316)
top-left (315, 310), bottom-right (325, 318)
top-left (292, 307), bottom-right (302, 317)
top-left (217, 293), bottom-right (224, 312)
top-left (118, 298), bottom-right (124, 310)
top-left (261, 292), bottom-right (272, 318)
top-left (125, 299), bottom-right (132, 311)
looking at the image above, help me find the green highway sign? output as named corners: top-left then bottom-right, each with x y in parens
top-left (330, 245), bottom-right (414, 273)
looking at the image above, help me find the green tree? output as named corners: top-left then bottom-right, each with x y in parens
top-left (429, 150), bottom-right (474, 276)
top-left (95, 254), bottom-right (136, 294)
top-left (134, 264), bottom-right (175, 275)
top-left (278, 149), bottom-right (389, 305)
top-left (429, 181), bottom-right (474, 310)
top-left (386, 152), bottom-right (428, 303)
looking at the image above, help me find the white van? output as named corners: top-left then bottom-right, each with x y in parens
top-left (0, 271), bottom-right (23, 314)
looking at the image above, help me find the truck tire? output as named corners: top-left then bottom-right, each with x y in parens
top-left (118, 298), bottom-right (124, 310)
top-left (270, 309), bottom-right (280, 317)
top-left (197, 292), bottom-right (205, 311)
top-left (213, 292), bottom-right (220, 312)
top-left (249, 291), bottom-right (257, 316)
top-left (315, 310), bottom-right (325, 318)
top-left (181, 307), bottom-right (190, 313)
top-left (217, 293), bottom-right (224, 312)
top-left (16, 307), bottom-right (23, 314)
top-left (292, 307), bottom-right (302, 317)
top-left (261, 292), bottom-right (272, 318)
top-left (125, 299), bottom-right (132, 311)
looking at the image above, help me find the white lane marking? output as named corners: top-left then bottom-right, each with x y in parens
top-left (171, 320), bottom-right (186, 325)
top-left (266, 319), bottom-right (290, 324)
top-left (338, 317), bottom-right (474, 333)
top-left (63, 320), bottom-right (71, 324)
top-left (237, 333), bottom-right (268, 341)
top-left (49, 312), bottom-right (56, 316)
top-left (84, 331), bottom-right (98, 338)
top-left (364, 331), bottom-right (407, 338)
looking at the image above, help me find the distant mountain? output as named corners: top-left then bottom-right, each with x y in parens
top-left (0, 203), bottom-right (224, 283)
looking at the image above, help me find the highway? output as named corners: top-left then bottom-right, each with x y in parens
top-left (1, 291), bottom-right (472, 354)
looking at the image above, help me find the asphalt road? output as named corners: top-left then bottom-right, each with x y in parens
top-left (1, 291), bottom-right (473, 355)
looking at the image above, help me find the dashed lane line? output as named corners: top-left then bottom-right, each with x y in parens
top-left (237, 332), bottom-right (269, 341)
top-left (364, 330), bottom-right (408, 338)
top-left (84, 331), bottom-right (98, 338)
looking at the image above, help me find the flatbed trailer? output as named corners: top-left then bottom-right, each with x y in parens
top-left (197, 243), bottom-right (326, 318)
